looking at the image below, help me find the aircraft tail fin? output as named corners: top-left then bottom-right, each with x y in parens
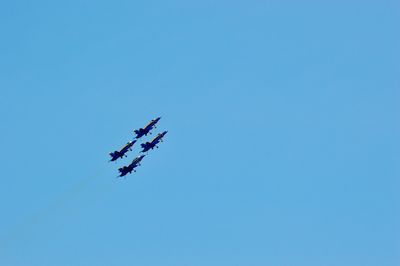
top-left (109, 151), bottom-right (120, 159)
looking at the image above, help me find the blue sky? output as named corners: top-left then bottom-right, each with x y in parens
top-left (0, 1), bottom-right (399, 265)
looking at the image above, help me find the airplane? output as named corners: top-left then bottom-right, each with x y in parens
top-left (109, 140), bottom-right (136, 162)
top-left (130, 154), bottom-right (145, 166)
top-left (118, 155), bottom-right (146, 177)
top-left (141, 131), bottom-right (168, 153)
top-left (134, 117), bottom-right (161, 139)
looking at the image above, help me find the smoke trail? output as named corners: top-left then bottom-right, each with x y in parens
top-left (0, 166), bottom-right (111, 248)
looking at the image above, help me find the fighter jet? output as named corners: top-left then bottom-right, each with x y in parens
top-left (109, 140), bottom-right (136, 162)
top-left (118, 155), bottom-right (146, 177)
top-left (131, 154), bottom-right (145, 166)
top-left (134, 117), bottom-right (161, 139)
top-left (141, 131), bottom-right (168, 153)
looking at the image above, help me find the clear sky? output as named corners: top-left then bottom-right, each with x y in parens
top-left (0, 1), bottom-right (399, 266)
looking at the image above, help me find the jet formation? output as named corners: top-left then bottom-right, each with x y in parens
top-left (109, 117), bottom-right (167, 178)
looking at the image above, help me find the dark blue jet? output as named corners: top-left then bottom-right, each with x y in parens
top-left (118, 155), bottom-right (146, 177)
top-left (141, 131), bottom-right (168, 153)
top-left (109, 140), bottom-right (136, 162)
top-left (134, 117), bottom-right (161, 139)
